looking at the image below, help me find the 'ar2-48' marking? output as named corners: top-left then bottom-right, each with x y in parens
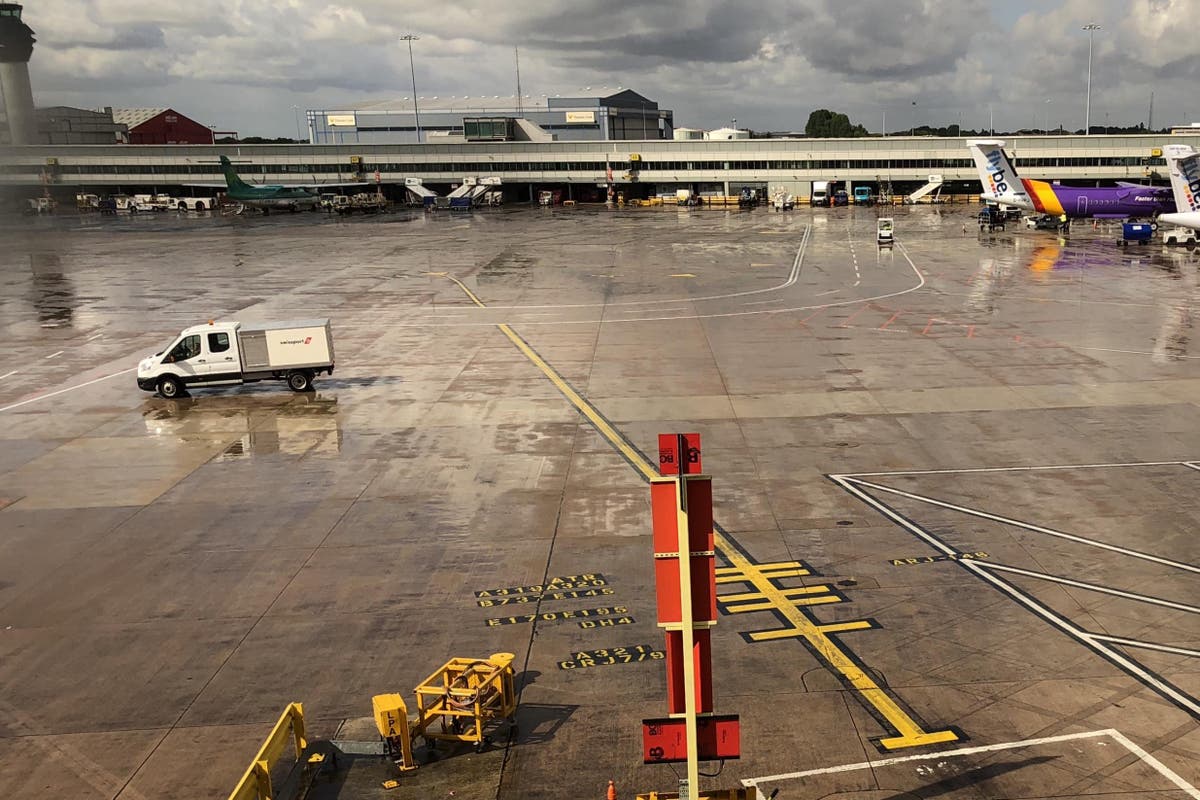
top-left (485, 606), bottom-right (628, 626)
top-left (559, 645), bottom-right (665, 670)
top-left (889, 551), bottom-right (988, 566)
top-left (475, 574), bottom-right (608, 598)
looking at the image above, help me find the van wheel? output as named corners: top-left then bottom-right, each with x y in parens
top-left (287, 371), bottom-right (313, 392)
top-left (158, 376), bottom-right (184, 398)
top-left (195, 202), bottom-right (206, 211)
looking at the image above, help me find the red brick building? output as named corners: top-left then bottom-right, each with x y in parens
top-left (112, 108), bottom-right (214, 145)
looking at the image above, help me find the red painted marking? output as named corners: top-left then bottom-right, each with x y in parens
top-left (837, 304), bottom-right (872, 328)
top-left (921, 318), bottom-right (936, 335)
top-left (880, 311), bottom-right (903, 330)
top-left (967, 325), bottom-right (976, 338)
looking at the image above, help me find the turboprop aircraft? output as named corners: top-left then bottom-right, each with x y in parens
top-left (967, 139), bottom-right (1173, 219)
top-left (188, 157), bottom-right (369, 214)
top-left (1160, 144), bottom-right (1200, 230)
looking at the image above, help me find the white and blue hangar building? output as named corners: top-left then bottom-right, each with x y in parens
top-left (306, 88), bottom-right (674, 145)
top-left (2, 133), bottom-right (1194, 205)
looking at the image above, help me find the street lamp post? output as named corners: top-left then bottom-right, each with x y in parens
top-left (290, 105), bottom-right (302, 141)
top-left (1083, 23), bottom-right (1101, 135)
top-left (400, 34), bottom-right (422, 143)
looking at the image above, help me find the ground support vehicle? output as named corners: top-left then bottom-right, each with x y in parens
top-left (137, 319), bottom-right (335, 398)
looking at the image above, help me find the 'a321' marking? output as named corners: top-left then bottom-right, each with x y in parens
top-left (559, 645), bottom-right (665, 670)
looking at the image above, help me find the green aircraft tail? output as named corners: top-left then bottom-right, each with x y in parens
top-left (219, 156), bottom-right (252, 192)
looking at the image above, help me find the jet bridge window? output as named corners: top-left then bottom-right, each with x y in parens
top-left (167, 335), bottom-right (201, 362)
top-left (208, 332), bottom-right (230, 353)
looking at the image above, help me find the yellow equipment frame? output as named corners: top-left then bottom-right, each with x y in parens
top-left (414, 653), bottom-right (516, 750)
top-left (227, 703), bottom-right (307, 800)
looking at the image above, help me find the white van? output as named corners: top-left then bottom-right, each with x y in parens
top-left (137, 319), bottom-right (335, 398)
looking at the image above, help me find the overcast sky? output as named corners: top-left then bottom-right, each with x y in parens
top-left (15, 0), bottom-right (1200, 137)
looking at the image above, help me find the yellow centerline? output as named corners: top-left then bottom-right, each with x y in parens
top-left (434, 273), bottom-right (959, 751)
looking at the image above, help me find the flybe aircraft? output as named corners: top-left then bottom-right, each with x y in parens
top-left (967, 139), bottom-right (1174, 219)
top-left (1160, 144), bottom-right (1200, 230)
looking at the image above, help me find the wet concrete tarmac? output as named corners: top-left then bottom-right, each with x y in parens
top-left (1, 205), bottom-right (1198, 799)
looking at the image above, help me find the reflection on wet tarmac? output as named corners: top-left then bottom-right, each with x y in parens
top-left (143, 393), bottom-right (342, 457)
top-left (29, 253), bottom-right (74, 328)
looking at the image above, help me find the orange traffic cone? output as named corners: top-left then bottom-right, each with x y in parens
top-left (607, 779), bottom-right (616, 800)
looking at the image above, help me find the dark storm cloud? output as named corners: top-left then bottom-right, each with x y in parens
top-left (521, 1), bottom-right (797, 67)
top-left (17, 0), bottom-right (1197, 138)
top-left (789, 0), bottom-right (989, 80)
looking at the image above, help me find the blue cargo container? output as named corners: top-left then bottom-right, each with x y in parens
top-left (1119, 223), bottom-right (1154, 246)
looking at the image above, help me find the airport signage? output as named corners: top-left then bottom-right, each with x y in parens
top-left (565, 111), bottom-right (595, 124)
top-left (641, 715), bottom-right (741, 763)
top-left (326, 114), bottom-right (357, 127)
top-left (658, 433), bottom-right (702, 475)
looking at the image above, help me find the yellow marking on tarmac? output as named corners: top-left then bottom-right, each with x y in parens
top-left (721, 585), bottom-right (834, 604)
top-left (723, 594), bottom-right (844, 613)
top-left (717, 561), bottom-right (809, 582)
top-left (670, 273), bottom-right (696, 278)
top-left (434, 274), bottom-right (960, 752)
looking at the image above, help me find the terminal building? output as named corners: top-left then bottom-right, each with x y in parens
top-left (307, 88), bottom-right (672, 144)
top-left (2, 133), bottom-right (1196, 206)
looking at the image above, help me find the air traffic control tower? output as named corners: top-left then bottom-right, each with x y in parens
top-left (0, 2), bottom-right (37, 145)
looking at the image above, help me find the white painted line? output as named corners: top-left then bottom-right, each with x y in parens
top-left (833, 460), bottom-right (1187, 478)
top-left (0, 367), bottom-right (136, 413)
top-left (743, 297), bottom-right (786, 306)
top-left (743, 729), bottom-right (1112, 787)
top-left (1092, 635), bottom-right (1200, 659)
top-left (86, 333), bottom-right (104, 341)
top-left (45, 351), bottom-right (64, 360)
top-left (979, 561), bottom-right (1200, 614)
top-left (814, 289), bottom-right (841, 297)
top-left (1074, 345), bottom-right (1200, 360)
top-left (846, 477), bottom-right (1200, 575)
top-left (1106, 729), bottom-right (1200, 800)
top-left (743, 728), bottom-right (1200, 800)
top-left (832, 475), bottom-right (1200, 719)
top-left (0, 370), bottom-right (16, 380)
top-left (464, 225), bottom-right (812, 310)
top-left (395, 236), bottom-right (927, 328)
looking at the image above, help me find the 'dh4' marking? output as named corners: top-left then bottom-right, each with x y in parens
top-left (432, 271), bottom-right (963, 753)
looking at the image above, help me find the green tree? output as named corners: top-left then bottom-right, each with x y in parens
top-left (805, 109), bottom-right (868, 138)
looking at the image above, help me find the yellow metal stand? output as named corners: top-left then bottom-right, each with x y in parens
top-left (415, 653), bottom-right (517, 752)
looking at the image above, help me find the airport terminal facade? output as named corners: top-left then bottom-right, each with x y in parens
top-left (2, 133), bottom-right (1196, 203)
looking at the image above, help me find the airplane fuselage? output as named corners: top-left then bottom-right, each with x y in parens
top-left (1008, 179), bottom-right (1174, 219)
top-left (228, 186), bottom-right (319, 211)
